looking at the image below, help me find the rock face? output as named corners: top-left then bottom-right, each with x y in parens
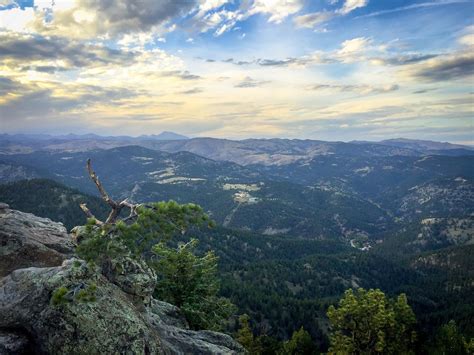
top-left (0, 208), bottom-right (245, 354)
top-left (0, 204), bottom-right (74, 278)
top-left (0, 259), bottom-right (164, 354)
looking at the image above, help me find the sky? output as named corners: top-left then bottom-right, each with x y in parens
top-left (0, 0), bottom-right (473, 143)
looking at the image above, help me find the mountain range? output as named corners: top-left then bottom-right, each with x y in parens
top-left (0, 133), bottom-right (473, 345)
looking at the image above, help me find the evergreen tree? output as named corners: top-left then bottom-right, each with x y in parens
top-left (281, 327), bottom-right (316, 355)
top-left (327, 288), bottom-right (417, 354)
top-left (236, 314), bottom-right (260, 352)
top-left (152, 239), bottom-right (236, 331)
top-left (433, 320), bottom-right (471, 355)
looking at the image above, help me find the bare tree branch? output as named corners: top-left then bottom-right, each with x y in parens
top-left (79, 203), bottom-right (104, 225)
top-left (86, 158), bottom-right (117, 208)
top-left (82, 158), bottom-right (139, 225)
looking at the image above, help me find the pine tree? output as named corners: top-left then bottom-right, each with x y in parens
top-left (327, 288), bottom-right (417, 354)
top-left (281, 326), bottom-right (316, 355)
top-left (152, 239), bottom-right (236, 331)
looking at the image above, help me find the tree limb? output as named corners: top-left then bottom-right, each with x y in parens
top-left (79, 203), bottom-right (104, 225)
top-left (86, 158), bottom-right (117, 208)
top-left (83, 159), bottom-right (139, 225)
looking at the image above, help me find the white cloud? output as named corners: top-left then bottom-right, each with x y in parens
top-left (248, 0), bottom-right (304, 24)
top-left (198, 0), bottom-right (229, 13)
top-left (458, 25), bottom-right (474, 48)
top-left (294, 11), bottom-right (334, 29)
top-left (338, 37), bottom-right (371, 55)
top-left (337, 0), bottom-right (369, 15)
top-left (0, 7), bottom-right (35, 31)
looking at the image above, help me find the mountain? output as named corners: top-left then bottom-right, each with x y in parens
top-left (379, 138), bottom-right (474, 152)
top-left (1, 135), bottom-right (472, 162)
top-left (0, 132), bottom-right (188, 154)
top-left (140, 131), bottom-right (189, 140)
top-left (0, 146), bottom-right (389, 239)
top-left (142, 138), bottom-right (423, 166)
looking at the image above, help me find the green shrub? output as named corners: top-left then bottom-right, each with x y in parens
top-left (51, 286), bottom-right (69, 306)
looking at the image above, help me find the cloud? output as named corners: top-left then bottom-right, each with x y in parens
top-left (309, 83), bottom-right (399, 95)
top-left (370, 53), bottom-right (439, 66)
top-left (336, 36), bottom-right (371, 62)
top-left (248, 0), bottom-right (304, 24)
top-left (234, 76), bottom-right (271, 88)
top-left (257, 58), bottom-right (297, 66)
top-left (190, 0), bottom-right (304, 36)
top-left (357, 0), bottom-right (469, 19)
top-left (0, 76), bottom-right (23, 96)
top-left (161, 70), bottom-right (201, 80)
top-left (337, 0), bottom-right (368, 15)
top-left (223, 36), bottom-right (370, 67)
top-left (0, 79), bottom-right (138, 123)
top-left (412, 88), bottom-right (438, 94)
top-left (188, 8), bottom-right (244, 36)
top-left (294, 11), bottom-right (334, 28)
top-left (0, 31), bottom-right (134, 70)
top-left (180, 87), bottom-right (204, 94)
top-left (404, 52), bottom-right (474, 81)
top-left (198, 0), bottom-right (230, 13)
top-left (31, 0), bottom-right (199, 38)
top-left (294, 0), bottom-right (369, 28)
top-left (458, 25), bottom-right (474, 48)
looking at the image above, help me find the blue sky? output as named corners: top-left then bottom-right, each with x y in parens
top-left (0, 0), bottom-right (473, 143)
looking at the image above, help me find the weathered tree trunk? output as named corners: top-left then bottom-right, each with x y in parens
top-left (79, 158), bottom-right (138, 225)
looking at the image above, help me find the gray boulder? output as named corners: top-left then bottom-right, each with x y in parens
top-left (147, 300), bottom-right (244, 354)
top-left (0, 259), bottom-right (164, 354)
top-left (0, 258), bottom-right (245, 354)
top-left (0, 204), bottom-right (74, 278)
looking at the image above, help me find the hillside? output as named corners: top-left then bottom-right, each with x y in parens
top-left (0, 147), bottom-right (390, 240)
top-left (0, 179), bottom-right (108, 230)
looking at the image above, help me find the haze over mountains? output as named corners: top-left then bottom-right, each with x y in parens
top-left (1, 132), bottom-right (472, 161)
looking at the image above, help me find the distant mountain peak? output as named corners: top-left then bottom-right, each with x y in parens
top-left (140, 131), bottom-right (189, 140)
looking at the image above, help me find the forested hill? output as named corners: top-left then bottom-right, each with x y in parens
top-left (0, 179), bottom-right (108, 230)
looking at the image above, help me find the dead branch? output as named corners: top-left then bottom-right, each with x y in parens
top-left (79, 203), bottom-right (104, 226)
top-left (86, 159), bottom-right (116, 208)
top-left (80, 159), bottom-right (139, 225)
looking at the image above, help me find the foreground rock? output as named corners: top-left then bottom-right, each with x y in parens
top-left (0, 207), bottom-right (244, 354)
top-left (0, 259), bottom-right (244, 354)
top-left (0, 204), bottom-right (74, 278)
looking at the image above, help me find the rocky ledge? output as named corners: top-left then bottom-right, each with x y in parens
top-left (0, 203), bottom-right (74, 278)
top-left (0, 205), bottom-right (244, 354)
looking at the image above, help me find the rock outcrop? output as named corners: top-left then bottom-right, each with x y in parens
top-left (0, 203), bottom-right (74, 278)
top-left (0, 207), bottom-right (245, 354)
